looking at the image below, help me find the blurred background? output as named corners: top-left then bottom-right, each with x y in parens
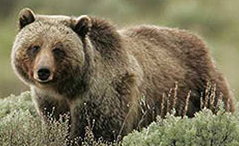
top-left (0, 0), bottom-right (238, 99)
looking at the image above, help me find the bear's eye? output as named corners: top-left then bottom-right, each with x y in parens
top-left (52, 48), bottom-right (64, 59)
top-left (28, 45), bottom-right (40, 56)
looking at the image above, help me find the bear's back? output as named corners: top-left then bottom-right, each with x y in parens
top-left (118, 25), bottom-right (222, 117)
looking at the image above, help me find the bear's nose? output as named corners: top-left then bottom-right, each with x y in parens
top-left (37, 68), bottom-right (51, 81)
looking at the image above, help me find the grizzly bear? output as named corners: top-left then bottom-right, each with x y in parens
top-left (11, 8), bottom-right (235, 143)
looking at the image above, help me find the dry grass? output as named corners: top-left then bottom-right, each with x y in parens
top-left (138, 82), bottom-right (231, 120)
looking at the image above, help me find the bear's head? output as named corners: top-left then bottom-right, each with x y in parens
top-left (11, 8), bottom-right (92, 89)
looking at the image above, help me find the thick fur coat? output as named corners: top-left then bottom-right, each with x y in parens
top-left (11, 8), bottom-right (235, 143)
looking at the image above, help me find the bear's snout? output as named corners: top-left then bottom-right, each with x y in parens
top-left (37, 68), bottom-right (51, 81)
top-left (34, 66), bottom-right (53, 83)
top-left (32, 48), bottom-right (55, 84)
top-left (33, 66), bottom-right (54, 83)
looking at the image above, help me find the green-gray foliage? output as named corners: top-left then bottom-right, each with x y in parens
top-left (0, 92), bottom-right (35, 119)
top-left (0, 92), bottom-right (114, 146)
top-left (1, 92), bottom-right (239, 146)
top-left (123, 107), bottom-right (239, 146)
top-left (0, 92), bottom-right (69, 146)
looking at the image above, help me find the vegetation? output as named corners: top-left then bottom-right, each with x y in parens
top-left (123, 108), bottom-right (239, 146)
top-left (0, 92), bottom-right (238, 146)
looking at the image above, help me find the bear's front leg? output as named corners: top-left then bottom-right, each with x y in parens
top-left (31, 88), bottom-right (71, 146)
top-left (31, 88), bottom-right (71, 122)
top-left (68, 99), bottom-right (88, 145)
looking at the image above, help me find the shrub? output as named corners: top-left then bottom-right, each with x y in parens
top-left (122, 107), bottom-right (239, 146)
top-left (0, 92), bottom-right (69, 146)
top-left (0, 92), bottom-right (115, 146)
top-left (0, 92), bottom-right (36, 119)
top-left (0, 92), bottom-right (239, 146)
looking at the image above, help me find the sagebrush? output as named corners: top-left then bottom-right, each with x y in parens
top-left (0, 92), bottom-right (238, 146)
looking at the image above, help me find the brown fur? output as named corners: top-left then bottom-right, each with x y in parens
top-left (11, 8), bottom-right (235, 143)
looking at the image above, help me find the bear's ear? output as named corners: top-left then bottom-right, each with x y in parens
top-left (72, 15), bottom-right (92, 38)
top-left (19, 8), bottom-right (35, 29)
